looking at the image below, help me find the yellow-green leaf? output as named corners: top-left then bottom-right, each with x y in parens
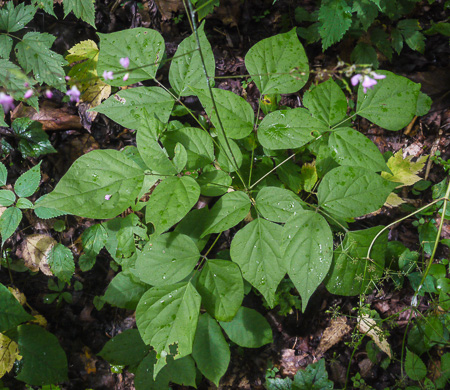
top-left (381, 150), bottom-right (428, 187)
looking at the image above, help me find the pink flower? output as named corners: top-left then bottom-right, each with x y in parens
top-left (45, 90), bottom-right (53, 99)
top-left (123, 73), bottom-right (129, 82)
top-left (103, 70), bottom-right (114, 81)
top-left (351, 74), bottom-right (363, 86)
top-left (371, 72), bottom-right (386, 80)
top-left (361, 76), bottom-right (378, 93)
top-left (24, 89), bottom-right (33, 99)
top-left (351, 72), bottom-right (386, 93)
top-left (104, 194), bottom-right (111, 200)
top-left (66, 85), bottom-right (80, 103)
top-left (24, 82), bottom-right (30, 88)
top-left (0, 92), bottom-right (15, 113)
top-left (120, 57), bottom-right (130, 69)
top-left (65, 76), bottom-right (71, 81)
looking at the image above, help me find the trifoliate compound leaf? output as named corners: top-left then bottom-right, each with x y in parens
top-left (196, 259), bottom-right (244, 322)
top-left (381, 150), bottom-right (428, 187)
top-left (36, 149), bottom-right (145, 219)
top-left (97, 28), bottom-right (165, 87)
top-left (136, 282), bottom-right (201, 378)
top-left (0, 206), bottom-right (22, 243)
top-left (103, 272), bottom-right (149, 310)
top-left (0, 2), bottom-right (36, 32)
top-left (14, 162), bottom-right (41, 198)
top-left (0, 283), bottom-right (34, 332)
top-left (245, 28), bottom-right (309, 94)
top-left (63, 0), bottom-right (96, 27)
top-left (0, 333), bottom-right (21, 378)
top-left (47, 243), bottom-right (75, 283)
top-left (255, 186), bottom-right (303, 223)
top-left (318, 0), bottom-right (352, 50)
top-left (145, 176), bottom-right (200, 236)
top-left (169, 22), bottom-right (215, 96)
top-left (192, 313), bottom-right (230, 387)
top-left (219, 306), bottom-right (273, 348)
top-left (15, 32), bottom-right (67, 91)
top-left (231, 218), bottom-right (285, 308)
top-left (283, 211), bottom-right (333, 311)
top-left (135, 232), bottom-right (200, 286)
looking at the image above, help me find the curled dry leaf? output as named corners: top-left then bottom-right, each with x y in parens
top-left (7, 287), bottom-right (27, 305)
top-left (21, 234), bottom-right (57, 276)
top-left (316, 316), bottom-right (351, 359)
top-left (357, 314), bottom-right (392, 358)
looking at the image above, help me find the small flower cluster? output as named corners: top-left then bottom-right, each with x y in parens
top-left (351, 72), bottom-right (386, 93)
top-left (102, 57), bottom-right (130, 82)
top-left (0, 92), bottom-right (14, 113)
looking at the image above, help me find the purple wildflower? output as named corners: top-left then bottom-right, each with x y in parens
top-left (0, 92), bottom-right (15, 113)
top-left (123, 73), bottom-right (129, 82)
top-left (104, 194), bottom-right (111, 200)
top-left (45, 90), bottom-right (53, 99)
top-left (120, 57), bottom-right (130, 69)
top-left (24, 89), bottom-right (33, 99)
top-left (351, 72), bottom-right (386, 93)
top-left (103, 70), bottom-right (114, 81)
top-left (66, 85), bottom-right (81, 103)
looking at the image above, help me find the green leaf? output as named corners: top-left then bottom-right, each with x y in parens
top-left (405, 349), bottom-right (427, 381)
top-left (103, 272), bottom-right (149, 310)
top-left (325, 226), bottom-right (387, 296)
top-left (63, 0), bottom-right (95, 27)
top-left (215, 135), bottom-right (243, 172)
top-left (81, 224), bottom-right (107, 255)
top-left (196, 259), bottom-right (244, 321)
top-left (391, 28), bottom-right (404, 54)
top-left (192, 313), bottom-right (230, 387)
top-left (398, 19), bottom-right (425, 53)
top-left (416, 92), bottom-right (432, 116)
top-left (351, 42), bottom-right (379, 69)
top-left (425, 22), bottom-right (450, 36)
top-left (14, 324), bottom-right (68, 386)
top-left (15, 32), bottom-right (67, 91)
top-left (47, 243), bottom-right (75, 283)
top-left (283, 211), bottom-right (333, 311)
top-left (219, 306), bottom-right (273, 348)
top-left (0, 60), bottom-right (35, 106)
top-left (11, 118), bottom-right (56, 158)
top-left (36, 149), bottom-right (144, 219)
top-left (318, 166), bottom-right (397, 219)
top-left (303, 78), bottom-right (347, 127)
top-left (16, 198), bottom-right (33, 209)
top-left (292, 359), bottom-right (333, 389)
top-left (196, 88), bottom-right (254, 139)
top-left (0, 2), bottom-right (36, 32)
top-left (328, 128), bottom-right (387, 171)
top-left (352, 0), bottom-right (379, 31)
top-left (92, 87), bottom-right (174, 130)
top-left (0, 206), bottom-right (22, 243)
top-left (193, 0), bottom-right (219, 20)
top-left (169, 22), bottom-right (214, 96)
top-left (0, 190), bottom-right (15, 207)
top-left (0, 163), bottom-right (6, 186)
top-left (32, 0), bottom-right (56, 17)
top-left (135, 282), bottom-right (201, 377)
top-left (371, 28), bottom-right (393, 61)
top-left (98, 329), bottom-right (149, 366)
top-left (14, 162), bottom-right (41, 198)
top-left (97, 28), bottom-right (165, 86)
top-left (230, 218), bottom-right (285, 308)
top-left (0, 35), bottom-right (13, 58)
top-left (245, 28), bottom-right (309, 95)
top-left (0, 283), bottom-right (34, 332)
top-left (135, 232), bottom-right (200, 286)
top-left (174, 208), bottom-right (210, 251)
top-left (161, 127), bottom-right (215, 170)
top-left (258, 108), bottom-right (328, 150)
top-left (145, 176), bottom-right (200, 236)
top-left (255, 186), bottom-right (303, 223)
top-left (201, 191), bottom-right (251, 237)
top-left (196, 169), bottom-right (232, 197)
top-left (318, 0), bottom-right (352, 50)
top-left (356, 71), bottom-right (420, 131)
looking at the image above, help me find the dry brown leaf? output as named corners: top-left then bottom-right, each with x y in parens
top-left (0, 333), bottom-right (21, 378)
top-left (154, 0), bottom-right (184, 20)
top-left (21, 234), bottom-right (57, 276)
top-left (357, 314), bottom-right (392, 358)
top-left (8, 287), bottom-right (27, 305)
top-left (316, 316), bottom-right (351, 358)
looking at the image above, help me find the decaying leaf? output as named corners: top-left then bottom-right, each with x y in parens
top-left (357, 314), bottom-right (392, 358)
top-left (20, 234), bottom-right (57, 276)
top-left (316, 316), bottom-right (351, 358)
top-left (382, 150), bottom-right (428, 187)
top-left (384, 192), bottom-right (406, 208)
top-left (8, 287), bottom-right (27, 305)
top-left (0, 333), bottom-right (21, 378)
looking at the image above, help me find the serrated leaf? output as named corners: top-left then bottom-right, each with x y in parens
top-left (325, 226), bottom-right (387, 296)
top-left (0, 162), bottom-right (7, 186)
top-left (97, 28), bottom-right (165, 87)
top-left (356, 71), bottom-right (420, 131)
top-left (14, 324), bottom-right (68, 385)
top-left (36, 149), bottom-right (144, 219)
top-left (258, 108), bottom-right (328, 150)
top-left (196, 169), bottom-right (232, 197)
top-left (98, 329), bottom-right (149, 366)
top-left (328, 128), bottom-right (387, 171)
top-left (371, 28), bottom-right (393, 61)
top-left (0, 2), bottom-right (36, 32)
top-left (255, 186), bottom-right (303, 223)
top-left (194, 0), bottom-right (219, 20)
top-left (201, 191), bottom-right (251, 237)
top-left (136, 282), bottom-right (201, 378)
top-left (0, 35), bottom-right (13, 58)
top-left (318, 166), bottom-right (396, 219)
top-left (0, 333), bottom-right (21, 378)
top-left (169, 22), bottom-right (215, 96)
top-left (14, 162), bottom-right (41, 198)
top-left (63, 0), bottom-right (95, 27)
top-left (0, 206), bottom-right (22, 243)
top-left (196, 259), bottom-right (244, 321)
top-left (303, 78), bottom-right (347, 126)
top-left (245, 29), bottom-right (309, 95)
top-left (103, 272), bottom-right (149, 310)
top-left (219, 306), bottom-right (273, 348)
top-left (351, 42), bottom-right (379, 69)
top-left (11, 118), bottom-right (56, 158)
top-left (145, 176), bottom-right (200, 236)
top-left (391, 28), bottom-right (403, 54)
top-left (292, 359), bottom-right (333, 389)
top-left (0, 283), bottom-right (34, 332)
top-left (92, 87), bottom-right (174, 129)
top-left (135, 232), bottom-right (200, 286)
top-left (47, 243), bottom-right (75, 283)
top-left (398, 19), bottom-right (425, 53)
top-left (192, 313), bottom-right (230, 386)
top-left (0, 190), bottom-right (15, 207)
top-left (81, 224), bottom-right (107, 255)
top-left (381, 150), bottom-right (428, 187)
top-left (0, 59), bottom-right (36, 105)
top-left (318, 0), bottom-right (352, 50)
top-left (196, 88), bottom-right (254, 139)
top-left (32, 0), bottom-right (56, 17)
top-left (352, 0), bottom-right (379, 31)
top-left (283, 211), bottom-right (333, 311)
top-left (15, 32), bottom-right (67, 91)
top-left (230, 219), bottom-right (285, 308)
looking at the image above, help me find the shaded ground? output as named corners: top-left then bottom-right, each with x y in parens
top-left (1, 0), bottom-right (449, 389)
